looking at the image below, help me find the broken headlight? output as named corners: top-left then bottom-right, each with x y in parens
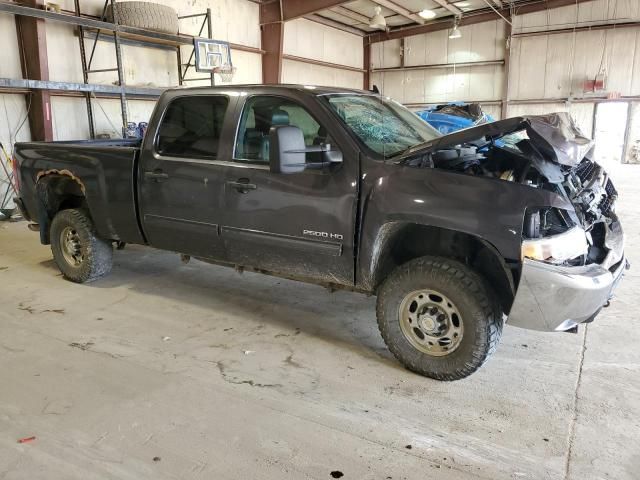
top-left (522, 208), bottom-right (588, 264)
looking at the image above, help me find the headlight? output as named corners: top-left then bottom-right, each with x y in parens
top-left (522, 226), bottom-right (588, 263)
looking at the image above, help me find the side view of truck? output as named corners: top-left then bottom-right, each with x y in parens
top-left (12, 85), bottom-right (627, 380)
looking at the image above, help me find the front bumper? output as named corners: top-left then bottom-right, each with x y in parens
top-left (508, 221), bottom-right (627, 332)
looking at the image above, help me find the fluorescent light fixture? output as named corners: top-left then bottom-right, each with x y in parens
top-left (456, 1), bottom-right (471, 6)
top-left (369, 6), bottom-right (387, 30)
top-left (418, 9), bottom-right (437, 19)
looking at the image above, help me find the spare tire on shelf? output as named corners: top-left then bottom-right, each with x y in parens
top-left (106, 1), bottom-right (179, 35)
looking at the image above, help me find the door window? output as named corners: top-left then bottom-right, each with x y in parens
top-left (156, 96), bottom-right (229, 159)
top-left (234, 96), bottom-right (326, 163)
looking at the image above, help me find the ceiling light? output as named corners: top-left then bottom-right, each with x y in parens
top-left (369, 6), bottom-right (387, 30)
top-left (456, 1), bottom-right (471, 6)
top-left (418, 9), bottom-right (437, 19)
top-left (449, 16), bottom-right (462, 39)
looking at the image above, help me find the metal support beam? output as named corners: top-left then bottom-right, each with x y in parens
top-left (370, 0), bottom-right (425, 24)
top-left (363, 38), bottom-right (371, 90)
top-left (110, 0), bottom-right (128, 135)
top-left (372, 59), bottom-right (504, 72)
top-left (501, 23), bottom-right (511, 119)
top-left (367, 0), bottom-right (597, 43)
top-left (0, 78), bottom-right (165, 97)
top-left (305, 13), bottom-right (365, 36)
top-left (75, 0), bottom-right (95, 138)
top-left (282, 54), bottom-right (365, 73)
top-left (261, 0), bottom-right (352, 23)
top-left (431, 0), bottom-right (462, 16)
top-left (260, 2), bottom-right (283, 84)
top-left (14, 0), bottom-right (53, 141)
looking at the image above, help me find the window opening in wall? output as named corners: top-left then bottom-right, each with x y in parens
top-left (593, 102), bottom-right (628, 166)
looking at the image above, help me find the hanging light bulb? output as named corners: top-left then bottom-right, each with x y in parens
top-left (369, 6), bottom-right (387, 30)
top-left (449, 16), bottom-right (462, 39)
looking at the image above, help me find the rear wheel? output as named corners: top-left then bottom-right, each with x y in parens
top-left (50, 209), bottom-right (113, 283)
top-left (376, 256), bottom-right (503, 381)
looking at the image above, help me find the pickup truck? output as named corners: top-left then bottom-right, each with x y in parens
top-left (12, 85), bottom-right (628, 380)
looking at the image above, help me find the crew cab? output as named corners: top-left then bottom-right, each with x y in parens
top-left (12, 85), bottom-right (628, 380)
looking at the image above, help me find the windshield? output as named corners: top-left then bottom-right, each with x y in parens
top-left (324, 94), bottom-right (441, 158)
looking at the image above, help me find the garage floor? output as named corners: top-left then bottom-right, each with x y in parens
top-left (1, 165), bottom-right (638, 480)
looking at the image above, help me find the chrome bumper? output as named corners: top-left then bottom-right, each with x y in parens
top-left (508, 221), bottom-right (627, 332)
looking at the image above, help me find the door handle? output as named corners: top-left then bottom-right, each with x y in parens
top-left (227, 178), bottom-right (257, 193)
top-left (144, 170), bottom-right (169, 182)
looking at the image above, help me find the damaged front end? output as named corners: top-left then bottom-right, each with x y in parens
top-left (399, 112), bottom-right (628, 331)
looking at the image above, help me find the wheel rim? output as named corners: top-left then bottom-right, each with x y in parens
top-left (59, 226), bottom-right (84, 267)
top-left (398, 289), bottom-right (463, 356)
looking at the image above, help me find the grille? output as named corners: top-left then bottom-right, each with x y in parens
top-left (605, 178), bottom-right (618, 199)
top-left (575, 159), bottom-right (596, 183)
top-left (600, 178), bottom-right (617, 216)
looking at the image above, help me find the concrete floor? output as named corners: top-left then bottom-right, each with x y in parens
top-left (1, 165), bottom-right (639, 480)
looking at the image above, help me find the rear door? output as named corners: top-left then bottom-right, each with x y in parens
top-left (220, 94), bottom-right (359, 285)
top-left (138, 93), bottom-right (236, 258)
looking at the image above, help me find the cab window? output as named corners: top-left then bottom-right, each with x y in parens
top-left (235, 96), bottom-right (328, 163)
top-left (156, 96), bottom-right (228, 159)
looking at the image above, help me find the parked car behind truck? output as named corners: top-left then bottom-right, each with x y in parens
top-left (12, 85), bottom-right (628, 380)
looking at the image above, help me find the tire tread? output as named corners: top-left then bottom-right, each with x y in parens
top-left (376, 256), bottom-right (503, 381)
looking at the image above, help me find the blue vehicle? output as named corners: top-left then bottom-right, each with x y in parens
top-left (417, 102), bottom-right (495, 134)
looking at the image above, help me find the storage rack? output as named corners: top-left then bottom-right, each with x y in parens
top-left (0, 1), bottom-right (223, 138)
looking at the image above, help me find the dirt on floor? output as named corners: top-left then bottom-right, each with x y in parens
top-left (0, 164), bottom-right (639, 480)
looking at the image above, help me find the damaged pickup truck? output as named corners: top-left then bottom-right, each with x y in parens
top-left (12, 85), bottom-right (628, 380)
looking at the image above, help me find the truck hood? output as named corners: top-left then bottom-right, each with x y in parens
top-left (403, 112), bottom-right (594, 167)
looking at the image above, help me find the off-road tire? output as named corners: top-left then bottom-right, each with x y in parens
top-left (106, 1), bottom-right (179, 34)
top-left (50, 209), bottom-right (113, 283)
top-left (376, 256), bottom-right (503, 381)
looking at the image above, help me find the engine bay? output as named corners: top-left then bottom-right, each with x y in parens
top-left (400, 114), bottom-right (621, 268)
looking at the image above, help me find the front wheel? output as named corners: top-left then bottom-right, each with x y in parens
top-left (50, 209), bottom-right (113, 283)
top-left (376, 256), bottom-right (503, 381)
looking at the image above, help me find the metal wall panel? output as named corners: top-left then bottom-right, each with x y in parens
top-left (284, 18), bottom-right (363, 69)
top-left (371, 39), bottom-right (402, 69)
top-left (0, 15), bottom-right (23, 79)
top-left (282, 59), bottom-right (363, 89)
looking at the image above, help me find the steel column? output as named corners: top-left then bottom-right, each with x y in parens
top-left (260, 2), bottom-right (283, 84)
top-left (110, 0), bottom-right (128, 136)
top-left (363, 38), bottom-right (371, 90)
top-left (74, 0), bottom-right (95, 138)
top-left (207, 8), bottom-right (214, 86)
top-left (14, 0), bottom-right (53, 141)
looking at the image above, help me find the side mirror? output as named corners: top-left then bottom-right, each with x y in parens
top-left (269, 125), bottom-right (344, 174)
top-left (269, 125), bottom-right (306, 174)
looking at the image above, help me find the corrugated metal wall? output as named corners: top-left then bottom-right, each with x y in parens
top-left (282, 18), bottom-right (364, 89)
top-left (370, 0), bottom-right (640, 138)
top-left (371, 20), bottom-right (506, 106)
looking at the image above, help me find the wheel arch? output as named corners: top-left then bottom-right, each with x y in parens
top-left (368, 222), bottom-right (517, 313)
top-left (35, 171), bottom-right (88, 244)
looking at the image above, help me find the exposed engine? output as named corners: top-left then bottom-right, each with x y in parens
top-left (402, 125), bottom-right (620, 268)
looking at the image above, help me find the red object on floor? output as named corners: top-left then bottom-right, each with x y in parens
top-left (17, 436), bottom-right (36, 444)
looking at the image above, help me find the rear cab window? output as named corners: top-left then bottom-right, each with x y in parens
top-left (156, 96), bottom-right (229, 159)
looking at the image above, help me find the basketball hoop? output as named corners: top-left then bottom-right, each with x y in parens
top-left (213, 66), bottom-right (236, 83)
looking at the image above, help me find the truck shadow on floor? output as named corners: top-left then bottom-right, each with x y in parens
top-left (78, 245), bottom-right (399, 369)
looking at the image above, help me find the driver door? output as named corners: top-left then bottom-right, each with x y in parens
top-left (220, 95), bottom-right (358, 285)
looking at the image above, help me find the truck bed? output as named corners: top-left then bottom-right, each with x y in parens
top-left (14, 139), bottom-right (145, 244)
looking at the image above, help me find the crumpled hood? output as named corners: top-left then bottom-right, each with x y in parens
top-left (403, 112), bottom-right (594, 167)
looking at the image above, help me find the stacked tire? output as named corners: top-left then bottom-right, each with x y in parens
top-left (106, 1), bottom-right (179, 35)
